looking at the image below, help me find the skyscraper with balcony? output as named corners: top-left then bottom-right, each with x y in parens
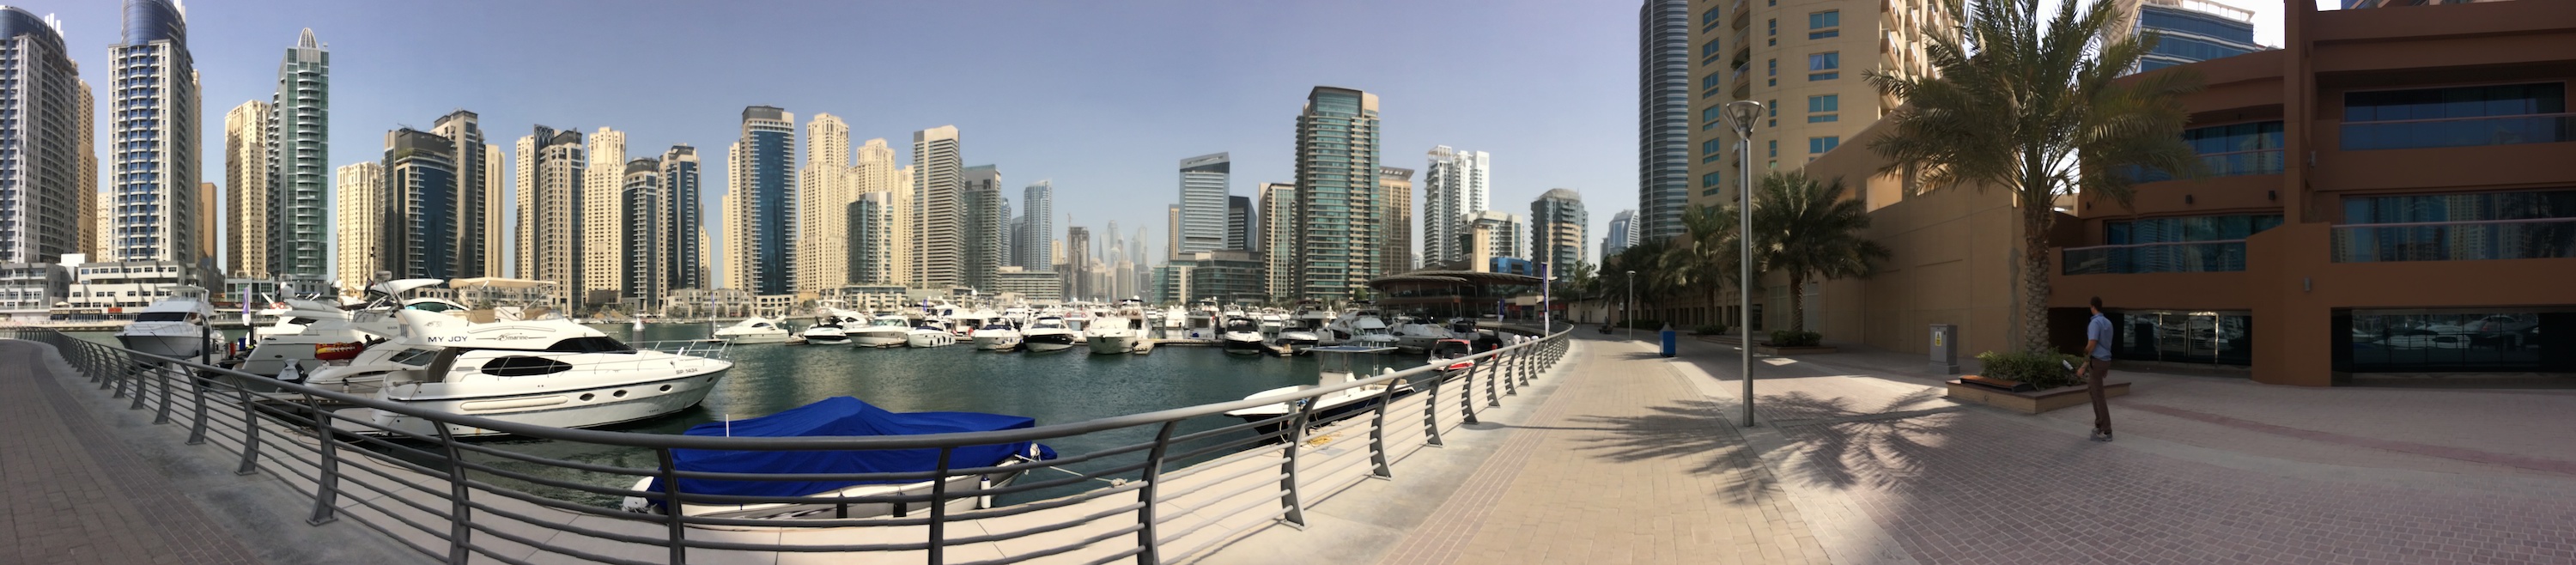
top-left (798, 113), bottom-right (851, 291)
top-left (517, 126), bottom-right (584, 295)
top-left (727, 106), bottom-right (795, 295)
top-left (1464, 210), bottom-right (1524, 273)
top-left (1291, 87), bottom-right (1382, 301)
top-left (1422, 145), bottom-right (1491, 266)
top-left (332, 161), bottom-right (380, 294)
top-left (1531, 188), bottom-right (1588, 273)
top-left (848, 138), bottom-right (905, 286)
top-left (2122, 0), bottom-right (2262, 73)
top-left (431, 111), bottom-right (489, 277)
top-left (848, 191), bottom-right (896, 285)
top-left (911, 125), bottom-right (962, 289)
top-left (109, 0), bottom-right (204, 267)
top-left (621, 158), bottom-right (664, 310)
top-left (268, 28), bottom-right (328, 291)
top-left (1065, 226), bottom-right (1092, 300)
top-left (223, 100), bottom-right (270, 278)
top-left (961, 165), bottom-right (1005, 293)
top-left (1018, 180), bottom-right (1054, 270)
top-left (1177, 153), bottom-right (1230, 253)
top-left (1639, 0), bottom-right (1692, 242)
top-left (660, 146), bottom-right (703, 291)
top-left (381, 128), bottom-right (457, 279)
top-left (1684, 0), bottom-right (1950, 215)
top-left (1604, 209), bottom-right (1637, 258)
top-left (584, 127), bottom-right (626, 301)
top-left (1377, 167), bottom-right (1414, 273)
top-left (1258, 182), bottom-right (1297, 301)
top-left (0, 9), bottom-right (87, 266)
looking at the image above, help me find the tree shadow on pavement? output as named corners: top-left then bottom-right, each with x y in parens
top-left (1558, 398), bottom-right (1782, 505)
top-left (1757, 389), bottom-right (1959, 492)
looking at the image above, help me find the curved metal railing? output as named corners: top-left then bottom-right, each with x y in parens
top-left (3, 326), bottom-right (1573, 565)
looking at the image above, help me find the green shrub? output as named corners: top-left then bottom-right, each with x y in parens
top-left (1766, 330), bottom-right (1823, 347)
top-left (1975, 350), bottom-right (2087, 390)
top-left (1692, 324), bottom-right (1728, 336)
top-left (1619, 319), bottom-right (1664, 330)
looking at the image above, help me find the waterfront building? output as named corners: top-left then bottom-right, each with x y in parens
top-left (198, 182), bottom-right (216, 262)
top-left (1256, 183), bottom-right (1297, 301)
top-left (268, 29), bottom-right (330, 292)
top-left (1531, 189), bottom-right (1587, 273)
top-left (62, 254), bottom-right (212, 315)
top-left (669, 287), bottom-right (756, 319)
top-left (584, 127), bottom-right (627, 303)
top-left (332, 162), bottom-right (381, 295)
top-left (0, 9), bottom-right (88, 266)
top-left (660, 146), bottom-right (703, 292)
top-left (381, 128), bottom-right (458, 280)
top-left (1168, 250), bottom-right (1266, 305)
top-left (1461, 210), bottom-right (1523, 273)
top-left (2123, 0), bottom-right (2262, 73)
top-left (108, 0), bottom-right (204, 267)
top-left (1018, 180), bottom-right (1054, 270)
top-left (994, 266), bottom-right (1062, 302)
top-left (1291, 87), bottom-right (1383, 301)
top-left (1422, 146), bottom-right (1491, 266)
top-left (798, 114), bottom-right (852, 291)
top-left (848, 139), bottom-right (908, 286)
top-left (721, 106), bottom-right (796, 295)
top-left (1065, 226), bottom-right (1091, 301)
top-left (846, 191), bottom-right (896, 284)
top-left (1683, 0), bottom-right (1949, 213)
top-left (961, 165), bottom-right (1005, 293)
top-left (1376, 167), bottom-right (1415, 273)
top-left (620, 158), bottom-right (664, 312)
top-left (1225, 196), bottom-right (1251, 252)
top-left (432, 111), bottom-right (491, 278)
top-left (1638, 0), bottom-right (1692, 241)
top-left (222, 100), bottom-right (271, 278)
top-left (480, 143), bottom-right (505, 278)
top-left (816, 284), bottom-right (910, 313)
top-left (1001, 199), bottom-right (1017, 279)
top-left (0, 262), bottom-right (70, 322)
top-left (1603, 209), bottom-right (1637, 258)
top-left (911, 126), bottom-right (963, 289)
top-left (1164, 204), bottom-right (1180, 260)
top-left (516, 126), bottom-right (585, 303)
top-left (1177, 153), bottom-right (1230, 253)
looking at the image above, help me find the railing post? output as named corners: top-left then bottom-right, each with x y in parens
top-left (1502, 347), bottom-right (1520, 397)
top-left (1276, 399), bottom-right (1314, 527)
top-left (186, 368), bottom-right (210, 444)
top-left (1133, 421), bottom-right (1179, 564)
top-left (436, 423), bottom-right (472, 564)
top-left (1483, 353), bottom-right (1501, 408)
top-left (1421, 373), bottom-right (1443, 447)
top-left (1458, 365), bottom-right (1479, 425)
top-left (307, 393), bottom-right (341, 526)
top-left (929, 447), bottom-right (955, 565)
top-left (1368, 382), bottom-right (1395, 478)
top-left (656, 447), bottom-right (688, 565)
top-left (236, 385), bottom-right (263, 476)
top-left (155, 362), bottom-right (175, 423)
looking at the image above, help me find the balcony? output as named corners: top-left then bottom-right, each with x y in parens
top-left (2127, 149), bottom-right (2283, 183)
top-left (2331, 217), bottom-right (2576, 263)
top-left (2340, 113), bottom-right (2576, 151)
top-left (2062, 240), bottom-right (2248, 275)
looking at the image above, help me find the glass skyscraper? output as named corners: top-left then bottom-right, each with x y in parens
top-left (109, 0), bottom-right (204, 267)
top-left (1637, 0), bottom-right (1691, 242)
top-left (269, 29), bottom-right (329, 292)
top-left (661, 146), bottom-right (703, 291)
top-left (732, 106), bottom-right (796, 295)
top-left (382, 128), bottom-right (458, 279)
top-left (2134, 0), bottom-right (2263, 72)
top-left (1177, 153), bottom-right (1230, 253)
top-left (1291, 87), bottom-right (1382, 301)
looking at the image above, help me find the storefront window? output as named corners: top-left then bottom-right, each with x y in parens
top-left (2335, 309), bottom-right (2571, 374)
top-left (2107, 310), bottom-right (2252, 367)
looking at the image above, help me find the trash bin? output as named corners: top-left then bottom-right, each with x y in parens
top-left (1659, 325), bottom-right (1678, 357)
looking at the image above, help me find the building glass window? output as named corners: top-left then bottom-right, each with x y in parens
top-left (2106, 311), bottom-right (2254, 367)
top-left (1808, 10), bottom-right (1840, 39)
top-left (1702, 106), bottom-right (1724, 123)
top-left (2127, 121), bottom-right (2285, 181)
top-left (2333, 190), bottom-right (2576, 263)
top-left (2342, 82), bottom-right (2570, 150)
top-left (1767, 58), bottom-right (1776, 76)
top-left (1701, 73), bottom-right (1722, 90)
top-left (1767, 139), bottom-right (1777, 158)
top-left (1808, 137), bottom-right (1839, 154)
top-left (1701, 39), bottom-right (1723, 59)
top-left (1702, 138), bottom-right (1724, 156)
top-left (1701, 172), bottom-right (1724, 187)
top-left (1767, 19), bottom-right (1776, 37)
top-left (2336, 308), bottom-right (2570, 374)
top-left (1808, 52), bottom-right (1840, 81)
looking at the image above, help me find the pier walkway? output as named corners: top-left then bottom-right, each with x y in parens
top-left (0, 339), bottom-right (423, 565)
top-left (1200, 331), bottom-right (2576, 564)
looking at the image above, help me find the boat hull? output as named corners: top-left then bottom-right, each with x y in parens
top-left (1220, 336), bottom-right (1270, 355)
top-left (717, 332), bottom-right (790, 344)
top-left (1023, 333), bottom-right (1078, 352)
top-left (1232, 386), bottom-right (1419, 439)
top-left (1086, 334), bottom-right (1138, 354)
top-left (118, 331), bottom-right (212, 360)
top-left (358, 368), bottom-right (727, 438)
top-left (848, 330), bottom-right (910, 347)
top-left (972, 336), bottom-right (1022, 350)
top-left (620, 460), bottom-right (1032, 519)
top-left (906, 331), bottom-right (957, 348)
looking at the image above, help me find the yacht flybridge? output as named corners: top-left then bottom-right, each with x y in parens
top-left (306, 298), bottom-right (735, 438)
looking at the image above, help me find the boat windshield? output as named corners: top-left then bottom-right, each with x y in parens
top-left (544, 337), bottom-right (636, 354)
top-left (1431, 342), bottom-right (1473, 359)
top-left (135, 312), bottom-right (193, 322)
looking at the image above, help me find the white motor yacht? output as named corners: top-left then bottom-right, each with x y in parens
top-left (1293, 302), bottom-right (1339, 345)
top-left (907, 319), bottom-right (958, 348)
top-left (307, 311), bottom-right (734, 437)
top-left (114, 287), bottom-right (219, 360)
top-left (1183, 300), bottom-right (1222, 341)
top-left (714, 318), bottom-right (792, 344)
top-left (849, 314), bottom-right (913, 347)
top-left (801, 308), bottom-right (856, 345)
top-left (1087, 301), bottom-right (1145, 354)
top-left (1348, 313), bottom-right (1402, 349)
top-left (1273, 327), bottom-right (1321, 355)
top-left (234, 298), bottom-right (363, 379)
top-left (1391, 317), bottom-right (1453, 353)
top-left (1255, 310), bottom-right (1290, 339)
top-left (1219, 317), bottom-right (1271, 355)
top-left (1224, 345), bottom-right (1414, 437)
top-left (1020, 315), bottom-right (1078, 352)
top-left (970, 322), bottom-right (1023, 350)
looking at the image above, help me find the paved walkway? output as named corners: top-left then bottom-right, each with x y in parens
top-left (1212, 331), bottom-right (2576, 564)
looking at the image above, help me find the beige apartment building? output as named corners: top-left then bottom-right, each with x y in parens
top-left (583, 127), bottom-right (626, 302)
top-left (1258, 182), bottom-right (1297, 301)
top-left (333, 162), bottom-right (383, 295)
top-left (798, 114), bottom-right (854, 292)
top-left (222, 100), bottom-right (271, 278)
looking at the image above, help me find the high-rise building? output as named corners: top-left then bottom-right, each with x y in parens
top-left (1018, 180), bottom-right (1054, 270)
top-left (961, 165), bottom-right (1005, 293)
top-left (1064, 226), bottom-right (1091, 301)
top-left (75, 81), bottom-right (96, 258)
top-left (517, 126), bottom-right (585, 298)
top-left (1001, 199), bottom-right (1017, 278)
top-left (1603, 209), bottom-right (1637, 258)
top-left (1257, 182), bottom-right (1297, 301)
top-left (268, 29), bottom-right (329, 291)
top-left (1464, 210), bottom-right (1523, 273)
top-left (1164, 205), bottom-right (1180, 259)
top-left (848, 139), bottom-right (906, 286)
top-left (727, 106), bottom-right (796, 295)
top-left (1530, 188), bottom-right (1587, 273)
top-left (381, 128), bottom-right (458, 279)
top-left (1376, 167), bottom-right (1414, 273)
top-left (199, 182), bottom-right (217, 262)
top-left (430, 111), bottom-right (489, 277)
top-left (1177, 153), bottom-right (1230, 253)
top-left (223, 100), bottom-right (271, 277)
top-left (2122, 0), bottom-right (2262, 73)
top-left (1422, 146), bottom-right (1492, 266)
top-left (332, 162), bottom-right (381, 294)
top-left (0, 9), bottom-right (88, 265)
top-left (847, 191), bottom-right (896, 284)
top-left (1226, 196), bottom-right (1251, 251)
top-left (621, 158), bottom-right (665, 311)
top-left (483, 143), bottom-right (505, 276)
top-left (797, 113), bottom-right (852, 291)
top-left (584, 127), bottom-right (627, 300)
top-left (109, 0), bottom-right (204, 267)
top-left (1291, 87), bottom-right (1382, 301)
top-left (660, 146), bottom-right (703, 291)
top-left (911, 126), bottom-right (962, 289)
top-left (1638, 0), bottom-right (1691, 242)
top-left (1685, 0), bottom-right (1951, 222)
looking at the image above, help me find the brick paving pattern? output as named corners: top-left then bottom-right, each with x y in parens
top-left (0, 340), bottom-right (261, 565)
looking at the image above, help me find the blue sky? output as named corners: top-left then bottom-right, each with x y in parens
top-left (47, 0), bottom-right (1636, 276)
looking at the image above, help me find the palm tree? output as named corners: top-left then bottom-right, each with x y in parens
top-left (1605, 238), bottom-right (1669, 325)
top-left (1752, 172), bottom-right (1892, 335)
top-left (1664, 204), bottom-right (1748, 328)
top-left (1865, 0), bottom-right (2202, 353)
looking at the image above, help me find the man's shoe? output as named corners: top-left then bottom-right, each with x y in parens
top-left (2090, 431), bottom-right (2114, 442)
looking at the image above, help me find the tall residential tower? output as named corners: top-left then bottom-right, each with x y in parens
top-left (1421, 146), bottom-right (1491, 266)
top-left (1177, 153), bottom-right (1230, 253)
top-left (269, 28), bottom-right (329, 290)
top-left (0, 8), bottom-right (88, 264)
top-left (1637, 0), bottom-right (1691, 241)
top-left (109, 0), bottom-right (204, 268)
top-left (726, 106), bottom-right (795, 295)
top-left (1291, 87), bottom-right (1382, 301)
top-left (910, 125), bottom-right (962, 289)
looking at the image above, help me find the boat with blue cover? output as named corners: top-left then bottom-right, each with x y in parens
top-left (620, 397), bottom-right (1056, 519)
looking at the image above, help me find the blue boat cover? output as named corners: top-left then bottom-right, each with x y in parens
top-left (642, 397), bottom-right (1056, 500)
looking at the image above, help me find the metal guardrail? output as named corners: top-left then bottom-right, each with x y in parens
top-left (4, 327), bottom-right (1572, 565)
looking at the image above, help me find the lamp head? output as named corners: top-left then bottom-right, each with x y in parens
top-left (1720, 100), bottom-right (1765, 137)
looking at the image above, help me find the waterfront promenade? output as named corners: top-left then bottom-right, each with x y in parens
top-left (1194, 331), bottom-right (2576, 564)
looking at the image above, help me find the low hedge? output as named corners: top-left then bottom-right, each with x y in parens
top-left (1692, 324), bottom-right (1729, 336)
top-left (1765, 330), bottom-right (1823, 348)
top-left (1975, 350), bottom-right (2087, 390)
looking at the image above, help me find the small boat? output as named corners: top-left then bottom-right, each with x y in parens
top-left (714, 318), bottom-right (793, 344)
top-left (849, 314), bottom-right (914, 347)
top-left (1219, 317), bottom-right (1270, 355)
top-left (971, 322), bottom-right (1023, 350)
top-left (620, 397), bottom-right (1055, 519)
top-left (1224, 345), bottom-right (1414, 438)
top-left (1391, 317), bottom-right (1452, 353)
top-left (1273, 327), bottom-right (1321, 355)
top-left (1427, 338), bottom-right (1479, 372)
top-left (801, 308), bottom-right (857, 345)
top-left (1021, 315), bottom-right (1079, 352)
top-left (116, 286), bottom-right (221, 360)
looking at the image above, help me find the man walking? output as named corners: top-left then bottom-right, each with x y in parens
top-left (2084, 296), bottom-right (2115, 441)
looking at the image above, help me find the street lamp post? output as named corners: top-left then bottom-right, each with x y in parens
top-left (1624, 270), bottom-right (1636, 341)
top-left (1540, 262), bottom-right (1553, 335)
top-left (1721, 100), bottom-right (1765, 428)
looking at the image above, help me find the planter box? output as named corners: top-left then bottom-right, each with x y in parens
top-left (1945, 379), bottom-right (2130, 415)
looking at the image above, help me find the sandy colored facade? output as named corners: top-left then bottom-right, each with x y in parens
top-left (798, 114), bottom-right (853, 292)
top-left (583, 127), bottom-right (626, 301)
top-left (1685, 0), bottom-right (1947, 213)
top-left (222, 100), bottom-right (270, 278)
top-left (333, 162), bottom-right (381, 295)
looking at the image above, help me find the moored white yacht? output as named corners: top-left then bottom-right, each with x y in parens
top-left (1086, 301), bottom-right (1145, 354)
top-left (848, 314), bottom-right (913, 347)
top-left (619, 397), bottom-right (1054, 519)
top-left (800, 308), bottom-right (857, 345)
top-left (1020, 315), bottom-right (1078, 352)
top-left (307, 310), bottom-right (734, 437)
top-left (906, 319), bottom-right (958, 348)
top-left (1347, 312), bottom-right (1401, 349)
top-left (714, 318), bottom-right (792, 344)
top-left (114, 286), bottom-right (220, 360)
top-left (1224, 345), bottom-right (1414, 437)
top-left (970, 321), bottom-right (1023, 350)
top-left (1219, 317), bottom-right (1270, 355)
top-left (1391, 317), bottom-right (1452, 353)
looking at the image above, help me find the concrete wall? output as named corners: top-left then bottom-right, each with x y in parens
top-left (1796, 120), bottom-right (2031, 359)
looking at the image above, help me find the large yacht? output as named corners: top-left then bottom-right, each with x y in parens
top-left (714, 318), bottom-right (792, 344)
top-left (1086, 301), bottom-right (1145, 354)
top-left (1391, 316), bottom-right (1454, 353)
top-left (306, 310), bottom-right (734, 437)
top-left (1020, 315), bottom-right (1079, 352)
top-left (907, 319), bottom-right (958, 348)
top-left (114, 286), bottom-right (220, 360)
top-left (1219, 317), bottom-right (1270, 355)
top-left (801, 308), bottom-right (857, 345)
top-left (848, 314), bottom-right (913, 347)
top-left (620, 397), bottom-right (1054, 519)
top-left (970, 321), bottom-right (1023, 350)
